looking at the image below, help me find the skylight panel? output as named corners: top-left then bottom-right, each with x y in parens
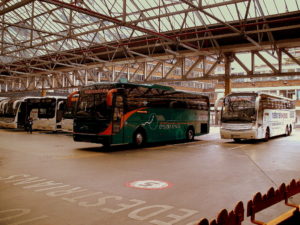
top-left (208, 7), bottom-right (225, 22)
top-left (3, 34), bottom-right (12, 43)
top-left (137, 0), bottom-right (148, 10)
top-left (145, 9), bottom-right (156, 17)
top-left (32, 39), bottom-right (42, 45)
top-left (88, 1), bottom-right (109, 16)
top-left (246, 1), bottom-right (258, 18)
top-left (34, 15), bottom-right (50, 30)
top-left (4, 14), bottom-right (18, 23)
top-left (125, 1), bottom-right (137, 14)
top-left (174, 14), bottom-right (186, 30)
top-left (173, 2), bottom-right (189, 11)
top-left (126, 14), bottom-right (139, 22)
top-left (112, 0), bottom-right (123, 13)
top-left (285, 0), bottom-right (299, 12)
top-left (258, 0), bottom-right (272, 15)
top-left (235, 2), bottom-right (247, 20)
top-left (226, 4), bottom-right (240, 21)
top-left (185, 14), bottom-right (196, 28)
top-left (272, 0), bottom-right (289, 13)
top-left (199, 12), bottom-right (215, 25)
top-left (144, 0), bottom-right (160, 10)
top-left (218, 6), bottom-right (230, 21)
top-left (158, 17), bottom-right (172, 31)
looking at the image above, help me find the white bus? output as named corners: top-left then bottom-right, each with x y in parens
top-left (24, 96), bottom-right (68, 131)
top-left (0, 96), bottom-right (73, 132)
top-left (220, 92), bottom-right (296, 142)
top-left (57, 92), bottom-right (78, 132)
top-left (0, 97), bottom-right (28, 129)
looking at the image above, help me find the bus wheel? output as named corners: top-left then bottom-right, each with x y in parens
top-left (264, 128), bottom-right (270, 142)
top-left (186, 127), bottom-right (195, 141)
top-left (102, 141), bottom-right (111, 149)
top-left (234, 138), bottom-right (241, 143)
top-left (285, 125), bottom-right (290, 136)
top-left (133, 130), bottom-right (146, 147)
top-left (289, 125), bottom-right (292, 135)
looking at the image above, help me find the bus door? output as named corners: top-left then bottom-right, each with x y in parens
top-left (56, 100), bottom-right (65, 129)
top-left (17, 101), bottom-right (27, 128)
top-left (112, 94), bottom-right (124, 144)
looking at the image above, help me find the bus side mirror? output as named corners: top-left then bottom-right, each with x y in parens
top-left (106, 88), bottom-right (125, 107)
top-left (106, 89), bottom-right (118, 107)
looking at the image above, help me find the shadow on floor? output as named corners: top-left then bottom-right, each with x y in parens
top-left (76, 139), bottom-right (202, 153)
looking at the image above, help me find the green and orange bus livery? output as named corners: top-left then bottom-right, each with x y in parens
top-left (73, 82), bottom-right (210, 147)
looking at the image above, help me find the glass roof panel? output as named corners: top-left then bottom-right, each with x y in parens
top-left (286, 0), bottom-right (299, 11)
top-left (1, 0), bottom-right (300, 64)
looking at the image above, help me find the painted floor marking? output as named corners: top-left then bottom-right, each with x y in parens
top-left (126, 180), bottom-right (172, 190)
top-left (57, 153), bottom-right (104, 160)
top-left (229, 145), bottom-right (247, 150)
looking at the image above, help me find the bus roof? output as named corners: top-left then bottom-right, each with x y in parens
top-left (84, 82), bottom-right (175, 91)
top-left (226, 91), bottom-right (294, 102)
top-left (83, 82), bottom-right (208, 97)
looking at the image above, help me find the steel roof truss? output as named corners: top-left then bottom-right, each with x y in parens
top-left (254, 51), bottom-right (278, 73)
top-left (282, 49), bottom-right (300, 66)
top-left (183, 56), bottom-right (202, 79)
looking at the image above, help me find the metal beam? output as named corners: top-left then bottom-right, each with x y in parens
top-left (0, 0), bottom-right (35, 15)
top-left (39, 0), bottom-right (200, 52)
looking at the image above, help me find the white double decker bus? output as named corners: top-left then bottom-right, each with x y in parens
top-left (220, 92), bottom-right (296, 142)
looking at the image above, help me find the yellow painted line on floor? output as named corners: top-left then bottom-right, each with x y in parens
top-left (56, 153), bottom-right (105, 160)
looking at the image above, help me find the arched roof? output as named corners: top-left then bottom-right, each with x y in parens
top-left (0, 0), bottom-right (300, 89)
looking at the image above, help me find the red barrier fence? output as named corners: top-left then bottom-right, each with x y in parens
top-left (196, 179), bottom-right (300, 225)
top-left (197, 201), bottom-right (244, 225)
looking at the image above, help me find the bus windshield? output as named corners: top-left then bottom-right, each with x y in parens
top-left (76, 91), bottom-right (109, 119)
top-left (222, 95), bottom-right (257, 123)
top-left (38, 98), bottom-right (56, 118)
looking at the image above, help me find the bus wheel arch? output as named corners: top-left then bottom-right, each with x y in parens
top-left (186, 126), bottom-right (195, 141)
top-left (133, 127), bottom-right (147, 147)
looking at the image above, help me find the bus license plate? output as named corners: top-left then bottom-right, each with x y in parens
top-left (231, 135), bottom-right (240, 138)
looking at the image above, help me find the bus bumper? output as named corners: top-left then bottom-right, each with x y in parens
top-left (220, 128), bottom-right (257, 140)
top-left (73, 133), bottom-right (110, 144)
top-left (0, 122), bottom-right (17, 129)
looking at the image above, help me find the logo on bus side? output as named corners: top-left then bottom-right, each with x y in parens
top-left (272, 112), bottom-right (288, 119)
top-left (143, 113), bottom-right (159, 130)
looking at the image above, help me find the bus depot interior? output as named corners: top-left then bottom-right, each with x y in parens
top-left (1, 1), bottom-right (300, 225)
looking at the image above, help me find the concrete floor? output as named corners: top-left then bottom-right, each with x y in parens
top-left (0, 127), bottom-right (300, 225)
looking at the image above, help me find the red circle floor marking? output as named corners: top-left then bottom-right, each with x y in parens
top-left (126, 180), bottom-right (173, 190)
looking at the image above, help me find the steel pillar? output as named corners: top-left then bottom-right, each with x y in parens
top-left (224, 53), bottom-right (233, 96)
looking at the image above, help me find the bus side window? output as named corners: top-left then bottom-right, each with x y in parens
top-left (170, 101), bottom-right (187, 109)
top-left (113, 95), bottom-right (123, 120)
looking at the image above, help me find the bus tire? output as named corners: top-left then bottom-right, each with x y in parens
top-left (289, 125), bottom-right (292, 135)
top-left (285, 125), bottom-right (290, 136)
top-left (234, 138), bottom-right (241, 143)
top-left (264, 128), bottom-right (270, 142)
top-left (133, 129), bottom-right (146, 147)
top-left (102, 141), bottom-right (111, 149)
top-left (186, 127), bottom-right (195, 141)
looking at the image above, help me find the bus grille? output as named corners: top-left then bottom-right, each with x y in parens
top-left (222, 123), bottom-right (252, 130)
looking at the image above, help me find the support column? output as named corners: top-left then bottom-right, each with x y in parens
top-left (224, 53), bottom-right (233, 96)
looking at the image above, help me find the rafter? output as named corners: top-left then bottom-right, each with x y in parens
top-left (0, 0), bottom-right (35, 15)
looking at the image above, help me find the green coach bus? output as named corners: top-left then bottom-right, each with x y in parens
top-left (73, 82), bottom-right (210, 147)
